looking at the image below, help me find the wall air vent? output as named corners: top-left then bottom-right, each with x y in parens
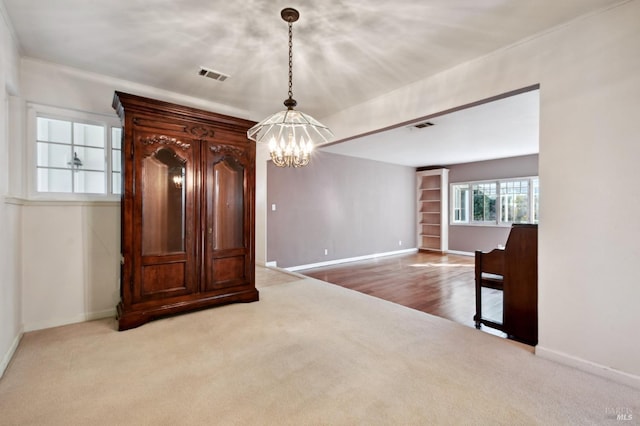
top-left (198, 67), bottom-right (229, 82)
top-left (413, 121), bottom-right (434, 129)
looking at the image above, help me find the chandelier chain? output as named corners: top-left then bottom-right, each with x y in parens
top-left (288, 20), bottom-right (293, 100)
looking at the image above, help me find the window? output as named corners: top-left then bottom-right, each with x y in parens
top-left (532, 177), bottom-right (539, 223)
top-left (472, 182), bottom-right (497, 222)
top-left (111, 127), bottom-right (122, 195)
top-left (451, 177), bottom-right (539, 225)
top-left (31, 105), bottom-right (121, 197)
top-left (452, 184), bottom-right (469, 222)
top-left (500, 179), bottom-right (529, 223)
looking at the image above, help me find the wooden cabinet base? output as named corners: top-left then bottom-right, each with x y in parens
top-left (117, 288), bottom-right (259, 331)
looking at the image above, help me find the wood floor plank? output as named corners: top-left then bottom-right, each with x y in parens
top-left (299, 251), bottom-right (506, 338)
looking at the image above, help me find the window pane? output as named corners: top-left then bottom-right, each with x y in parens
top-left (37, 168), bottom-right (72, 192)
top-left (533, 178), bottom-right (539, 223)
top-left (112, 148), bottom-right (121, 173)
top-left (37, 142), bottom-right (72, 168)
top-left (142, 149), bottom-right (185, 255)
top-left (74, 123), bottom-right (104, 147)
top-left (213, 159), bottom-right (243, 249)
top-left (472, 183), bottom-right (497, 222)
top-left (452, 184), bottom-right (469, 223)
top-left (500, 180), bottom-right (530, 223)
top-left (74, 170), bottom-right (105, 194)
top-left (36, 114), bottom-right (115, 196)
top-left (112, 172), bottom-right (121, 195)
top-left (75, 146), bottom-right (105, 171)
top-left (112, 127), bottom-right (122, 149)
top-left (37, 117), bottom-right (72, 144)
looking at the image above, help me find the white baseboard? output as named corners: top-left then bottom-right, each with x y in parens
top-left (286, 248), bottom-right (418, 272)
top-left (23, 308), bottom-right (116, 333)
top-left (265, 261), bottom-right (277, 268)
top-left (446, 250), bottom-right (474, 257)
top-left (1, 329), bottom-right (23, 379)
top-left (536, 345), bottom-right (640, 390)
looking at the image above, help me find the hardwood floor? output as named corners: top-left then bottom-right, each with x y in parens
top-left (299, 251), bottom-right (506, 338)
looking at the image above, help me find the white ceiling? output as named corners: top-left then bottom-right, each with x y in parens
top-left (2, 0), bottom-right (622, 165)
top-left (321, 89), bottom-right (540, 167)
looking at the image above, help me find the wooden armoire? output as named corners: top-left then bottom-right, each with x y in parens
top-left (113, 92), bottom-right (258, 330)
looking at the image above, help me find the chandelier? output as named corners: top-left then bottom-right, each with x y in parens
top-left (247, 8), bottom-right (333, 168)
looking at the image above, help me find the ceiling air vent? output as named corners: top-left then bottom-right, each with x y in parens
top-left (413, 121), bottom-right (434, 129)
top-left (198, 66), bottom-right (229, 82)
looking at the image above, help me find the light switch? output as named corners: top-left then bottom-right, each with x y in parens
top-left (271, 203), bottom-right (277, 211)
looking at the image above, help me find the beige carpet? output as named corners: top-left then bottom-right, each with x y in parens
top-left (1, 267), bottom-right (638, 425)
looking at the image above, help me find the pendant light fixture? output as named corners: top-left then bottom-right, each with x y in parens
top-left (247, 8), bottom-right (333, 168)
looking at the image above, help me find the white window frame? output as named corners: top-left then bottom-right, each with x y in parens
top-left (452, 183), bottom-right (470, 223)
top-left (450, 176), bottom-right (539, 226)
top-left (27, 103), bottom-right (122, 201)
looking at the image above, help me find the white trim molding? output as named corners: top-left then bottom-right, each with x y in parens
top-left (446, 250), bottom-right (474, 257)
top-left (536, 345), bottom-right (640, 390)
top-left (285, 248), bottom-right (418, 272)
top-left (4, 196), bottom-right (120, 207)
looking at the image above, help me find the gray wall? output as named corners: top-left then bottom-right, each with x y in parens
top-left (447, 154), bottom-right (538, 253)
top-left (267, 151), bottom-right (415, 268)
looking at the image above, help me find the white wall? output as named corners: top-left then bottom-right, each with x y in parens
top-left (255, 143), bottom-right (269, 266)
top-left (0, 198), bottom-right (21, 377)
top-left (322, 3), bottom-right (640, 385)
top-left (0, 1), bottom-right (22, 377)
top-left (21, 202), bottom-right (120, 331)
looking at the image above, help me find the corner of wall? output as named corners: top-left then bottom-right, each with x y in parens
top-left (22, 308), bottom-right (116, 333)
top-left (0, 326), bottom-right (22, 378)
top-left (0, 3), bottom-right (24, 380)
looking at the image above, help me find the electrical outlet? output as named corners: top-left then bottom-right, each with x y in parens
top-left (271, 204), bottom-right (276, 211)
top-left (399, 240), bottom-right (402, 246)
top-left (324, 249), bottom-right (328, 256)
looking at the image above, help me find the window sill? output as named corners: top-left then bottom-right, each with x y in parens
top-left (450, 222), bottom-right (513, 228)
top-left (4, 196), bottom-right (121, 207)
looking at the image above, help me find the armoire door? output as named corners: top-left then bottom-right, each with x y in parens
top-left (203, 141), bottom-right (255, 292)
top-left (131, 132), bottom-right (198, 303)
